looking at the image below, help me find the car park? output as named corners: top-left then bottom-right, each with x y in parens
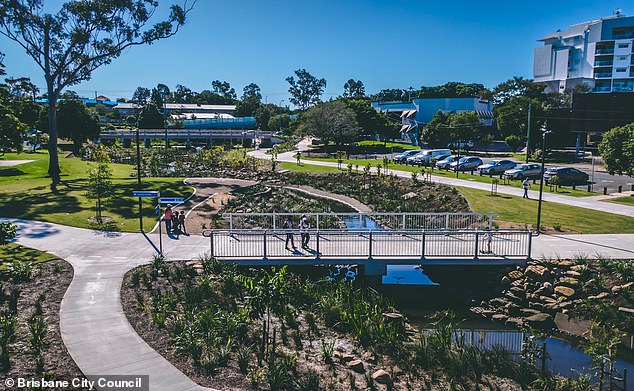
top-left (436, 155), bottom-right (458, 169)
top-left (409, 148), bottom-right (452, 166)
top-left (544, 167), bottom-right (589, 185)
top-left (393, 149), bottom-right (422, 163)
top-left (449, 156), bottom-right (483, 171)
top-left (478, 159), bottom-right (517, 175)
top-left (504, 163), bottom-right (542, 179)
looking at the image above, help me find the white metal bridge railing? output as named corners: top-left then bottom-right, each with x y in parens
top-left (201, 228), bottom-right (532, 261)
top-left (223, 212), bottom-right (495, 231)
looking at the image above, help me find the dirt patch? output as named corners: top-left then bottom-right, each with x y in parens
top-left (1, 259), bottom-right (86, 389)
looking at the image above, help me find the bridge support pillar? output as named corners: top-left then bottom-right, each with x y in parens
top-left (362, 260), bottom-right (387, 276)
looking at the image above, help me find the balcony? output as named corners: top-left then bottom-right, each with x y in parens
top-left (594, 86), bottom-right (612, 92)
top-left (594, 60), bottom-right (614, 67)
top-left (594, 72), bottom-right (613, 78)
top-left (595, 49), bottom-right (614, 55)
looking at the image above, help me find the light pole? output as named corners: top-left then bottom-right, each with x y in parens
top-left (525, 103), bottom-right (532, 163)
top-left (135, 126), bottom-right (143, 232)
top-left (536, 123), bottom-right (551, 233)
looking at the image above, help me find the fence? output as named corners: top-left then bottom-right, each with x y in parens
top-left (202, 228), bottom-right (531, 261)
top-left (223, 212), bottom-right (495, 231)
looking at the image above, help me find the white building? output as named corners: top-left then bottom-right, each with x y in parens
top-left (533, 11), bottom-right (634, 93)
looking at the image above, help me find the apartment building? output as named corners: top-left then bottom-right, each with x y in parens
top-left (533, 11), bottom-right (634, 93)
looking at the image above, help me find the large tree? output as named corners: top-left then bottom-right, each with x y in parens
top-left (342, 99), bottom-right (398, 140)
top-left (138, 103), bottom-right (164, 129)
top-left (599, 124), bottom-right (634, 177)
top-left (0, 55), bottom-right (29, 153)
top-left (132, 87), bottom-right (151, 105)
top-left (286, 68), bottom-right (326, 110)
top-left (211, 80), bottom-right (237, 103)
top-left (0, 0), bottom-right (192, 184)
top-left (37, 99), bottom-right (100, 151)
top-left (241, 83), bottom-right (261, 101)
top-left (299, 101), bottom-right (360, 145)
top-left (342, 79), bottom-right (365, 99)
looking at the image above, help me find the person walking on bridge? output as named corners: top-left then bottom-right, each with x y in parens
top-left (283, 216), bottom-right (296, 250)
top-left (299, 214), bottom-right (310, 249)
top-left (164, 205), bottom-right (174, 233)
top-left (522, 178), bottom-right (530, 199)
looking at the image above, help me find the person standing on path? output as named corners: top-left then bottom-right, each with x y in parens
top-left (299, 214), bottom-right (310, 248)
top-left (164, 205), bottom-right (173, 233)
top-left (522, 178), bottom-right (530, 199)
top-left (296, 151), bottom-right (301, 165)
top-left (178, 211), bottom-right (188, 236)
top-left (283, 216), bottom-right (295, 250)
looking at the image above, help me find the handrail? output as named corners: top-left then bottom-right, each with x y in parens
top-left (202, 228), bottom-right (530, 236)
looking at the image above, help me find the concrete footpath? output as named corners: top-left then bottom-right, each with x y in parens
top-left (251, 144), bottom-right (634, 218)
top-left (3, 218), bottom-right (634, 390)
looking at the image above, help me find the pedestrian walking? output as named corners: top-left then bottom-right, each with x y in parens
top-left (283, 216), bottom-right (295, 250)
top-left (299, 214), bottom-right (310, 248)
top-left (164, 205), bottom-right (173, 233)
top-left (178, 211), bottom-right (188, 235)
top-left (522, 178), bottom-right (530, 199)
top-left (296, 151), bottom-right (301, 165)
top-left (171, 211), bottom-right (180, 234)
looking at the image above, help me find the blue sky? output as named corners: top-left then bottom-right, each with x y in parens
top-left (0, 0), bottom-right (626, 103)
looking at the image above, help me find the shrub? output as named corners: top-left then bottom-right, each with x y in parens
top-left (9, 260), bottom-right (32, 282)
top-left (0, 222), bottom-right (17, 244)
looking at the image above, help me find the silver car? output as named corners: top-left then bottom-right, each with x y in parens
top-left (478, 159), bottom-right (517, 175)
top-left (504, 163), bottom-right (542, 179)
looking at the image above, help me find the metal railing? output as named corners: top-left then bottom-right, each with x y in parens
top-left (99, 129), bottom-right (274, 140)
top-left (223, 212), bottom-right (494, 231)
top-left (202, 228), bottom-right (531, 261)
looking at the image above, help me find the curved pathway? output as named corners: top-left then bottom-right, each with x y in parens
top-left (250, 143), bottom-right (634, 218)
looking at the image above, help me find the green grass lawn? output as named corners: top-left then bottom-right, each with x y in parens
top-left (457, 187), bottom-right (634, 234)
top-left (0, 243), bottom-right (58, 270)
top-left (302, 157), bottom-right (596, 197)
top-left (604, 195), bottom-right (634, 206)
top-left (0, 151), bottom-right (191, 232)
top-left (278, 161), bottom-right (341, 173)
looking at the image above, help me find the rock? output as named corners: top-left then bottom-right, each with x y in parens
top-left (347, 359), bottom-right (365, 373)
top-left (507, 270), bottom-right (523, 281)
top-left (392, 366), bottom-right (404, 376)
top-left (557, 260), bottom-right (574, 267)
top-left (501, 276), bottom-right (511, 286)
top-left (554, 312), bottom-right (592, 337)
top-left (525, 313), bottom-right (554, 329)
top-left (565, 270), bottom-right (581, 277)
top-left (570, 265), bottom-right (585, 272)
top-left (558, 277), bottom-right (579, 287)
top-left (362, 351), bottom-right (376, 363)
top-left (612, 282), bottom-right (633, 293)
top-left (520, 308), bottom-right (541, 316)
top-left (588, 292), bottom-right (610, 300)
top-left (509, 286), bottom-right (526, 297)
top-left (510, 279), bottom-right (524, 287)
top-left (492, 314), bottom-right (508, 322)
top-left (402, 192), bottom-right (417, 199)
top-left (372, 370), bottom-right (391, 384)
top-left (554, 286), bottom-right (576, 298)
top-left (525, 265), bottom-right (551, 282)
top-left (505, 317), bottom-right (524, 327)
top-left (336, 352), bottom-right (355, 363)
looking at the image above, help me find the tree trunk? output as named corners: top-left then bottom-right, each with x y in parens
top-left (46, 83), bottom-right (60, 184)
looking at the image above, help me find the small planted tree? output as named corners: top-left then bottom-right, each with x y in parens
top-left (0, 222), bottom-right (17, 244)
top-left (86, 149), bottom-right (113, 224)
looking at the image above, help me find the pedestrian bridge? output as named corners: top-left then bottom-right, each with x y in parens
top-left (201, 228), bottom-right (532, 274)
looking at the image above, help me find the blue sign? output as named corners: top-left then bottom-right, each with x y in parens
top-left (132, 190), bottom-right (160, 198)
top-left (159, 197), bottom-right (185, 204)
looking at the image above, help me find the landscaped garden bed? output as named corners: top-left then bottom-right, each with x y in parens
top-left (0, 244), bottom-right (85, 388)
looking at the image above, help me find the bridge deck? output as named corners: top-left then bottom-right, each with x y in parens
top-left (204, 229), bottom-right (531, 267)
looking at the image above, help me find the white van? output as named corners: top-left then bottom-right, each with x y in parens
top-left (411, 149), bottom-right (451, 165)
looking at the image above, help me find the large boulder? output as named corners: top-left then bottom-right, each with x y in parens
top-left (554, 286), bottom-right (576, 298)
top-left (347, 359), bottom-right (365, 373)
top-left (558, 277), bottom-right (580, 287)
top-left (612, 282), bottom-right (633, 293)
top-left (525, 265), bottom-right (551, 282)
top-left (525, 312), bottom-right (554, 329)
top-left (372, 370), bottom-right (391, 384)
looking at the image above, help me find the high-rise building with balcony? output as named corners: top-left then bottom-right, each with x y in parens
top-left (533, 11), bottom-right (634, 93)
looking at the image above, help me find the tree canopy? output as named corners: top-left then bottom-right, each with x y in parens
top-left (598, 124), bottom-right (634, 177)
top-left (342, 99), bottom-right (399, 140)
top-left (286, 69), bottom-right (326, 110)
top-left (299, 101), bottom-right (360, 145)
top-left (0, 0), bottom-right (192, 183)
top-left (342, 79), bottom-right (366, 99)
top-left (37, 99), bottom-right (100, 150)
top-left (422, 110), bottom-right (488, 148)
top-left (138, 103), bottom-right (164, 129)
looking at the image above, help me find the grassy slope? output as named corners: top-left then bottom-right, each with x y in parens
top-left (604, 196), bottom-right (634, 206)
top-left (0, 242), bottom-right (58, 270)
top-left (302, 157), bottom-right (596, 197)
top-left (0, 151), bottom-right (190, 232)
top-left (457, 187), bottom-right (634, 234)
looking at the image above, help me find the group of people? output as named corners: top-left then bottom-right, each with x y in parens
top-left (283, 214), bottom-right (311, 250)
top-left (163, 204), bottom-right (188, 236)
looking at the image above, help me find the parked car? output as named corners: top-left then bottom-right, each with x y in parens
top-left (406, 150), bottom-right (429, 165)
top-left (449, 156), bottom-right (483, 171)
top-left (409, 149), bottom-right (452, 166)
top-left (544, 167), bottom-right (589, 185)
top-left (504, 163), bottom-right (542, 179)
top-left (478, 159), bottom-right (517, 175)
top-left (436, 155), bottom-right (458, 169)
top-left (393, 149), bottom-right (422, 163)
top-left (447, 140), bottom-right (474, 149)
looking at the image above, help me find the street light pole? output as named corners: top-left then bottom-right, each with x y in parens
top-left (526, 103), bottom-right (532, 163)
top-left (536, 123), bottom-right (550, 233)
top-left (136, 127), bottom-right (143, 232)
